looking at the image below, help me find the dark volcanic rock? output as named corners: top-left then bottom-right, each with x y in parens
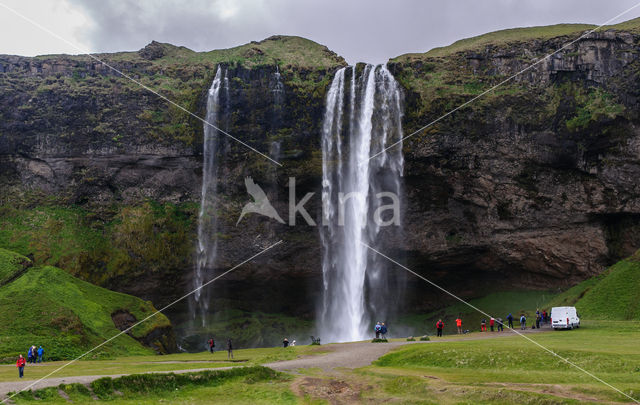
top-left (2, 29), bottom-right (640, 315)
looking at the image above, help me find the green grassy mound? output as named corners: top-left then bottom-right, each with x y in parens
top-left (547, 253), bottom-right (640, 320)
top-left (0, 250), bottom-right (175, 362)
top-left (11, 366), bottom-right (293, 404)
top-left (0, 248), bottom-right (31, 286)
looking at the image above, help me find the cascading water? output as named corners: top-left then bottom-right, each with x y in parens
top-left (319, 64), bottom-right (404, 343)
top-left (191, 65), bottom-right (228, 326)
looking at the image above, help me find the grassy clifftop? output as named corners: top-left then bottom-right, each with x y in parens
top-left (0, 249), bottom-right (176, 362)
top-left (393, 18), bottom-right (640, 61)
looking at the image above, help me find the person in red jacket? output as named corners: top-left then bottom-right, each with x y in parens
top-left (436, 319), bottom-right (444, 337)
top-left (16, 354), bottom-right (26, 378)
top-left (489, 317), bottom-right (495, 332)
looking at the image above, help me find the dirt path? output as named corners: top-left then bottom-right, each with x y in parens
top-left (0, 328), bottom-right (549, 400)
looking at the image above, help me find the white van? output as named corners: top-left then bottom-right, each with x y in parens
top-left (551, 306), bottom-right (580, 329)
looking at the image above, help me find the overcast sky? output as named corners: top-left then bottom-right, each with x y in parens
top-left (1, 0), bottom-right (640, 64)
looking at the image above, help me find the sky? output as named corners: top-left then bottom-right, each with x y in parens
top-left (1, 0), bottom-right (640, 64)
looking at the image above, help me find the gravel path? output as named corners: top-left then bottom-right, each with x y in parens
top-left (0, 328), bottom-right (549, 400)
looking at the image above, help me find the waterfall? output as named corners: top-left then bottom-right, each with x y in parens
top-left (319, 64), bottom-right (404, 343)
top-left (191, 65), bottom-right (228, 326)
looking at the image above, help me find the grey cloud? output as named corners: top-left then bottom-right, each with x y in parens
top-left (69, 0), bottom-right (640, 64)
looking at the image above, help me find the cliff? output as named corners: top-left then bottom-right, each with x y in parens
top-left (2, 21), bottom-right (640, 319)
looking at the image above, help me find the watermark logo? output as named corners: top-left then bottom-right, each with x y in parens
top-left (236, 177), bottom-right (399, 227)
top-left (236, 177), bottom-right (285, 225)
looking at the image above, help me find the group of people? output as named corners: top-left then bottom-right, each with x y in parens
top-left (282, 338), bottom-right (295, 347)
top-left (15, 345), bottom-right (45, 378)
top-left (436, 309), bottom-right (551, 336)
top-left (374, 322), bottom-right (388, 339)
top-left (208, 338), bottom-right (235, 359)
top-left (27, 345), bottom-right (44, 363)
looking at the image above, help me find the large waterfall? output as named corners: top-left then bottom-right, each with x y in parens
top-left (319, 64), bottom-right (404, 343)
top-left (191, 66), bottom-right (228, 326)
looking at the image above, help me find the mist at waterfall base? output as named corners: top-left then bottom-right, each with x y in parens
top-left (318, 64), bottom-right (406, 343)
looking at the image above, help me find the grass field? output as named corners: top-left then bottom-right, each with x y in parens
top-left (0, 345), bottom-right (323, 383)
top-left (361, 320), bottom-right (640, 404)
top-left (5, 322), bottom-right (639, 404)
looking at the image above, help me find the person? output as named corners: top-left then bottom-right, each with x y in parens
top-left (536, 312), bottom-right (541, 329)
top-left (208, 338), bottom-right (215, 353)
top-left (481, 319), bottom-right (487, 332)
top-left (37, 346), bottom-right (44, 363)
top-left (436, 319), bottom-right (444, 337)
top-left (27, 346), bottom-right (34, 364)
top-left (381, 323), bottom-right (388, 339)
top-left (291, 340), bottom-right (296, 347)
top-left (455, 317), bottom-right (463, 334)
top-left (520, 314), bottom-right (526, 330)
top-left (227, 339), bottom-right (233, 359)
top-left (507, 313), bottom-right (514, 329)
top-left (489, 317), bottom-right (495, 332)
top-left (374, 322), bottom-right (382, 339)
top-left (496, 317), bottom-right (504, 332)
top-left (283, 338), bottom-right (289, 348)
top-left (16, 354), bottom-right (26, 378)
top-left (542, 310), bottom-right (548, 324)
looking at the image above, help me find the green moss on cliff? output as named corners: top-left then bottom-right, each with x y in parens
top-left (0, 202), bottom-right (195, 286)
top-left (0, 254), bottom-right (174, 361)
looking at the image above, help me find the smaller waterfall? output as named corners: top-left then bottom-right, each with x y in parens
top-left (271, 65), bottom-right (285, 106)
top-left (191, 65), bottom-right (228, 326)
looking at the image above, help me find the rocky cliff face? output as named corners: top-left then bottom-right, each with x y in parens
top-left (2, 25), bottom-right (640, 317)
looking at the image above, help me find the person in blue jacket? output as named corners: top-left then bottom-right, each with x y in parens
top-left (380, 323), bottom-right (388, 339)
top-left (37, 346), bottom-right (44, 363)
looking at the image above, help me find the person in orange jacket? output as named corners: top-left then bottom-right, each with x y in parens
top-left (16, 354), bottom-right (26, 378)
top-left (455, 317), bottom-right (463, 334)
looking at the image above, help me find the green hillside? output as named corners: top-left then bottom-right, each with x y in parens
top-left (0, 249), bottom-right (175, 362)
top-left (0, 248), bottom-right (31, 286)
top-left (547, 252), bottom-right (640, 320)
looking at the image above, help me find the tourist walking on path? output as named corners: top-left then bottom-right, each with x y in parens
top-left (520, 315), bottom-right (526, 330)
top-left (489, 317), bottom-right (495, 332)
top-left (536, 312), bottom-right (541, 329)
top-left (37, 346), bottom-right (44, 363)
top-left (381, 323), bottom-right (388, 339)
top-left (496, 317), bottom-right (504, 332)
top-left (16, 355), bottom-right (26, 378)
top-left (227, 339), bottom-right (234, 359)
top-left (208, 338), bottom-right (215, 353)
top-left (481, 319), bottom-right (487, 332)
top-left (374, 322), bottom-right (382, 339)
top-left (456, 317), bottom-right (462, 334)
top-left (507, 313), bottom-right (514, 329)
top-left (436, 319), bottom-right (444, 337)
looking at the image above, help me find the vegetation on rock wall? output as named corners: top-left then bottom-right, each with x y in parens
top-left (0, 201), bottom-right (195, 287)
